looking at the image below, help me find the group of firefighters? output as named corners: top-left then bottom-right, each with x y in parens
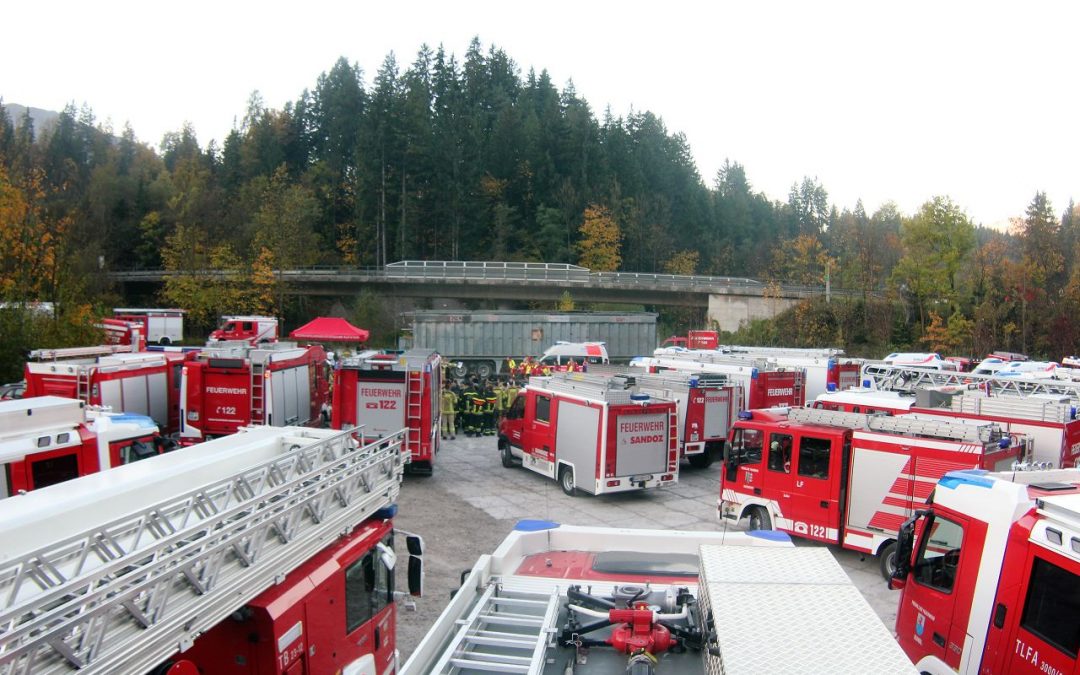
top-left (440, 378), bottom-right (520, 439)
top-left (507, 356), bottom-right (587, 377)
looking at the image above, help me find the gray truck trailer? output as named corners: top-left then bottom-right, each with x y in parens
top-left (402, 310), bottom-right (658, 378)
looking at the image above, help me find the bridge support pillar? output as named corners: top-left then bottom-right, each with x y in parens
top-left (707, 294), bottom-right (798, 333)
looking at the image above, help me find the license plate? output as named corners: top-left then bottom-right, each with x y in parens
top-left (630, 474), bottom-right (652, 483)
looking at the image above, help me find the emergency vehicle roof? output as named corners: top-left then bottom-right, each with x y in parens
top-left (288, 317), bottom-right (370, 343)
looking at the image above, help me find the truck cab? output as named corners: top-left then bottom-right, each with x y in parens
top-left (722, 410), bottom-right (850, 541)
top-left (210, 315), bottom-right (279, 345)
top-left (890, 469), bottom-right (1080, 675)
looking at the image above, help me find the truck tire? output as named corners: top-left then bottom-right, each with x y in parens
top-left (559, 466), bottom-right (577, 497)
top-left (500, 442), bottom-right (516, 468)
top-left (158, 336), bottom-right (172, 346)
top-left (687, 450), bottom-right (714, 469)
top-left (879, 541), bottom-right (898, 581)
top-left (747, 506), bottom-right (771, 531)
top-left (475, 361), bottom-right (494, 379)
top-left (451, 364), bottom-right (468, 379)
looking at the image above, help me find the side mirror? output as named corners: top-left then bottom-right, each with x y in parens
top-left (408, 555), bottom-right (424, 597)
top-left (406, 534), bottom-right (423, 556)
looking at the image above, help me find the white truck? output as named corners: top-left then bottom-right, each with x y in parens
top-left (112, 308), bottom-right (185, 345)
top-left (401, 520), bottom-right (916, 674)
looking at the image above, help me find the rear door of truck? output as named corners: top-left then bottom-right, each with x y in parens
top-left (607, 404), bottom-right (669, 481)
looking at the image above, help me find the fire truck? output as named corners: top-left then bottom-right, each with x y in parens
top-left (631, 349), bottom-right (806, 410)
top-left (719, 407), bottom-right (1028, 578)
top-left (179, 341), bottom-right (330, 443)
top-left (209, 315), bottom-right (280, 344)
top-left (629, 371), bottom-right (742, 469)
top-left (498, 372), bottom-right (679, 496)
top-left (0, 425), bottom-right (421, 675)
top-left (861, 359), bottom-right (1080, 400)
top-left (402, 521), bottom-right (916, 674)
top-left (24, 345), bottom-right (190, 435)
top-left (890, 467), bottom-right (1080, 675)
top-left (99, 318), bottom-right (147, 350)
top-left (331, 349), bottom-right (442, 474)
top-left (817, 385), bottom-right (1080, 469)
top-left (659, 329), bottom-right (720, 349)
top-left (112, 307), bottom-right (185, 345)
top-left (713, 346), bottom-right (863, 400)
top-left (0, 395), bottom-right (165, 497)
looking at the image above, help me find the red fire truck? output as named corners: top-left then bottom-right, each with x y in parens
top-left (890, 467), bottom-right (1080, 675)
top-left (631, 349), bottom-right (806, 409)
top-left (0, 425), bottom-right (422, 675)
top-left (659, 329), bottom-right (720, 349)
top-left (630, 371), bottom-right (742, 468)
top-left (99, 318), bottom-right (147, 350)
top-left (331, 349), bottom-right (442, 474)
top-left (209, 315), bottom-right (280, 344)
top-left (24, 345), bottom-right (190, 434)
top-left (179, 342), bottom-right (330, 443)
top-left (0, 395), bottom-right (166, 497)
top-left (816, 387), bottom-right (1080, 469)
top-left (498, 372), bottom-right (679, 496)
top-left (719, 407), bottom-right (1028, 578)
top-left (112, 307), bottom-right (185, 345)
top-left (716, 347), bottom-right (862, 400)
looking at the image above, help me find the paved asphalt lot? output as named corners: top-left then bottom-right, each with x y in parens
top-left (392, 431), bottom-right (901, 661)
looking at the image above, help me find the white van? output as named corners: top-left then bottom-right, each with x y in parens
top-left (537, 341), bottom-right (609, 369)
top-left (881, 352), bottom-right (960, 371)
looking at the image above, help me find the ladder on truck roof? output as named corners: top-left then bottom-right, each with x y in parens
top-left (0, 426), bottom-right (407, 675)
top-left (721, 345), bottom-right (846, 359)
top-left (250, 360), bottom-right (265, 424)
top-left (427, 583), bottom-right (559, 674)
top-left (862, 362), bottom-right (1080, 399)
top-left (946, 393), bottom-right (1075, 424)
top-left (630, 371), bottom-right (732, 390)
top-left (650, 350), bottom-right (776, 371)
top-left (28, 344), bottom-right (138, 361)
top-left (786, 407), bottom-right (1004, 444)
top-left (532, 372), bottom-right (640, 404)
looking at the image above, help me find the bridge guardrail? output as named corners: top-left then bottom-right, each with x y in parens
top-left (109, 262), bottom-right (873, 298)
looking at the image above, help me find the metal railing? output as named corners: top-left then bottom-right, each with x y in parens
top-left (110, 261), bottom-right (871, 298)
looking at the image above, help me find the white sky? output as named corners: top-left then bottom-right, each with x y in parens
top-left (3, 1), bottom-right (1077, 229)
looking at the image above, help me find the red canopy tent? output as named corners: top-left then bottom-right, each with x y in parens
top-left (288, 317), bottom-right (370, 343)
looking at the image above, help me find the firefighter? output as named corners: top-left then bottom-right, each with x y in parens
top-left (506, 379), bottom-right (520, 412)
top-left (566, 358), bottom-right (578, 373)
top-left (462, 380), bottom-right (481, 436)
top-left (496, 379), bottom-right (511, 419)
top-left (440, 384), bottom-right (458, 441)
top-left (483, 381), bottom-right (499, 435)
top-left (507, 358), bottom-right (517, 375)
top-left (452, 380), bottom-right (467, 435)
top-left (522, 356), bottom-right (536, 377)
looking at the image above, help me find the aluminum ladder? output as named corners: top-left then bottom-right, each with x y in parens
top-left (250, 361), bottom-right (265, 424)
top-left (406, 365), bottom-right (424, 458)
top-left (428, 583), bottom-right (560, 674)
top-left (0, 427), bottom-right (408, 675)
top-left (787, 407), bottom-right (1001, 444)
top-left (861, 362), bottom-right (1080, 400)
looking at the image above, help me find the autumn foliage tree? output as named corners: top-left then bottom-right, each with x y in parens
top-left (577, 204), bottom-right (621, 271)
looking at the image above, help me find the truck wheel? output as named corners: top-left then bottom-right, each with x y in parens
top-left (559, 466), bottom-right (577, 497)
top-left (500, 443), bottom-right (516, 468)
top-left (476, 362), bottom-right (494, 379)
top-left (879, 541), bottom-right (898, 581)
top-left (747, 506), bottom-right (771, 531)
top-left (158, 336), bottom-right (171, 346)
top-left (688, 451), bottom-right (714, 469)
top-left (451, 364), bottom-right (468, 379)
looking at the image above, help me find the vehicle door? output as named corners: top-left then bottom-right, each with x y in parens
top-left (760, 431), bottom-right (797, 523)
top-left (788, 432), bottom-right (842, 543)
top-left (894, 511), bottom-right (984, 671)
top-left (722, 426), bottom-right (765, 495)
top-left (998, 547), bottom-right (1080, 675)
top-left (524, 393), bottom-right (555, 463)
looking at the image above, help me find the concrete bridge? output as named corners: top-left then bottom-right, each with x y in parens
top-left (111, 260), bottom-right (851, 332)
